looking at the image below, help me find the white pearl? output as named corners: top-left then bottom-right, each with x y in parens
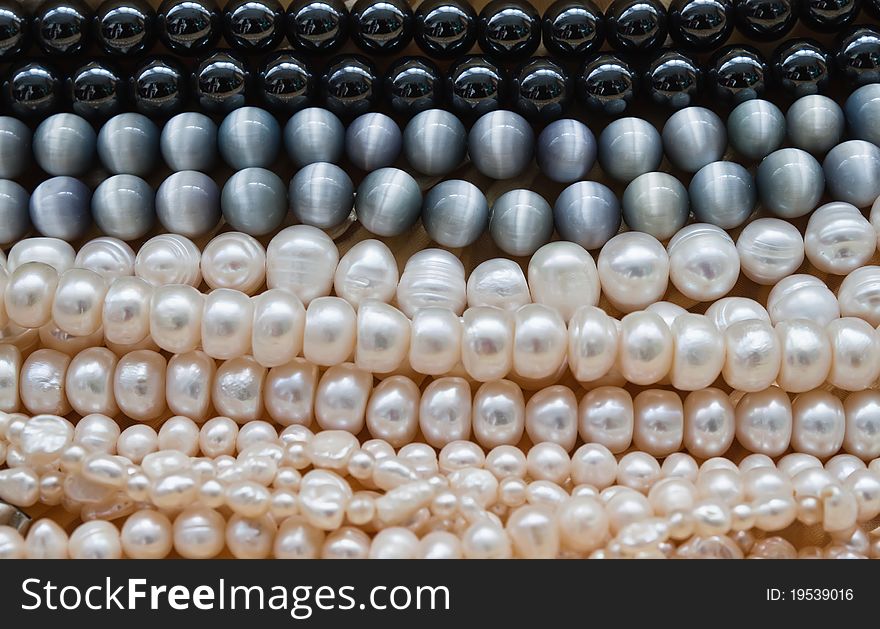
top-left (777, 452), bottom-right (822, 478)
top-left (767, 274), bottom-right (840, 326)
top-left (201, 232), bottom-right (266, 295)
top-left (409, 307), bottom-right (461, 375)
top-left (597, 232), bottom-right (669, 312)
top-left (201, 288), bottom-right (254, 360)
top-left (826, 317), bottom-right (880, 390)
top-left (735, 386), bottom-right (792, 456)
top-left (633, 389), bottom-right (684, 457)
top-left (736, 218), bottom-right (804, 285)
top-left (165, 350), bottom-right (215, 422)
top-left (418, 531), bottom-right (463, 559)
top-left (397, 248), bottom-right (467, 317)
top-left (370, 526), bottom-right (420, 559)
top-left (578, 386), bottom-right (633, 453)
top-left (274, 516), bottom-right (324, 558)
top-left (150, 285), bottom-right (204, 354)
top-left (74, 413), bottom-right (120, 454)
top-left (705, 297), bottom-right (770, 332)
top-left (824, 453), bottom-right (864, 482)
top-left (662, 452), bottom-right (698, 483)
top-left (723, 319), bottom-right (781, 391)
top-left (38, 324), bottom-right (103, 356)
top-left (19, 414), bottom-right (73, 466)
top-left (472, 379), bottom-right (524, 448)
top-left (68, 520), bottom-right (122, 559)
top-left (114, 350), bottom-right (166, 421)
top-left (66, 348), bottom-right (119, 416)
top-left (264, 359), bottom-right (318, 427)
top-left (527, 241), bottom-right (599, 322)
top-left (462, 520), bottom-right (511, 559)
top-left (24, 519), bottom-right (68, 558)
top-left (0, 344), bottom-right (20, 412)
top-left (558, 495), bottom-right (608, 552)
top-left (366, 375), bottom-right (419, 447)
top-left (226, 514), bottom-right (275, 559)
top-left (466, 258), bottom-right (531, 311)
top-left (418, 377), bottom-right (472, 448)
top-left (804, 202), bottom-right (876, 275)
top-left (198, 416), bottom-right (239, 457)
top-left (568, 305), bottom-right (618, 382)
top-left (173, 507), bottom-right (226, 559)
top-left (251, 288), bottom-right (305, 368)
top-left (102, 277), bottom-right (152, 346)
top-left (838, 266), bottom-right (880, 327)
top-left (135, 234), bottom-right (202, 286)
top-left (486, 444), bottom-right (526, 479)
top-left (0, 467), bottom-right (38, 506)
top-left (355, 300), bottom-right (410, 373)
top-left (525, 385), bottom-right (577, 451)
top-left (303, 296), bottom-right (356, 366)
top-left (645, 301), bottom-right (687, 327)
top-left (462, 306), bottom-right (514, 381)
top-left (668, 224), bottom-right (739, 301)
top-left (616, 451), bottom-right (661, 493)
top-left (266, 225), bottom-right (339, 306)
top-left (5, 262), bottom-right (58, 328)
top-left (843, 390), bottom-right (880, 460)
top-left (775, 319), bottom-right (832, 392)
top-left (507, 504), bottom-right (559, 558)
top-left (20, 349), bottom-right (71, 415)
top-left (299, 469), bottom-right (351, 530)
top-left (75, 237), bottom-right (136, 279)
top-left (670, 313), bottom-right (724, 391)
top-left (212, 356), bottom-right (266, 423)
top-left (334, 239), bottom-right (398, 309)
top-left (7, 237), bottom-right (75, 273)
top-left (845, 469), bottom-right (880, 521)
top-left (619, 311), bottom-right (673, 385)
top-left (513, 304), bottom-right (566, 380)
top-left (121, 510), bottom-right (173, 559)
top-left (324, 527), bottom-right (372, 559)
top-left (158, 416), bottom-right (200, 455)
top-left (683, 388), bottom-right (734, 458)
top-left (315, 363), bottom-right (372, 433)
top-left (790, 390), bottom-right (845, 459)
top-left (116, 424), bottom-right (158, 463)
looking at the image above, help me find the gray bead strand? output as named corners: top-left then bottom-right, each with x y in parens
top-left (688, 161), bottom-right (756, 229)
top-left (29, 176), bottom-right (92, 240)
top-left (221, 168), bottom-right (288, 236)
top-left (91, 174), bottom-right (156, 241)
top-left (284, 107), bottom-right (345, 168)
top-left (97, 112), bottom-right (160, 176)
top-left (218, 106), bottom-right (281, 169)
top-left (490, 189), bottom-right (554, 256)
top-left (289, 162), bottom-right (354, 229)
top-left (403, 109), bottom-right (467, 177)
top-left (553, 181), bottom-right (621, 250)
top-left (161, 112), bottom-right (218, 172)
top-left (155, 170), bottom-right (221, 238)
top-left (421, 180), bottom-right (489, 248)
top-left (355, 168), bottom-right (423, 237)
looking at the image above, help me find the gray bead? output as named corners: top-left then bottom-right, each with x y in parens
top-left (536, 119), bottom-right (596, 183)
top-left (553, 181), bottom-right (621, 250)
top-left (29, 176), bottom-right (91, 240)
top-left (786, 95), bottom-right (844, 156)
top-left (622, 172), bottom-right (689, 241)
top-left (0, 117), bottom-right (31, 179)
top-left (33, 113), bottom-right (96, 177)
top-left (845, 83), bottom-right (880, 146)
top-left (97, 113), bottom-right (160, 176)
top-left (662, 107), bottom-right (726, 173)
top-left (756, 148), bottom-right (825, 219)
top-left (422, 180), bottom-right (489, 248)
top-left (289, 162), bottom-right (354, 229)
top-left (222, 168), bottom-right (288, 236)
top-left (218, 106), bottom-right (280, 169)
top-left (346, 112), bottom-right (402, 171)
top-left (284, 107), bottom-right (345, 168)
top-left (355, 167), bottom-right (422, 237)
top-left (91, 174), bottom-right (155, 241)
top-left (160, 112), bottom-right (218, 172)
top-left (468, 110), bottom-right (534, 180)
top-left (597, 117), bottom-right (662, 183)
top-left (727, 99), bottom-right (785, 161)
top-left (403, 109), bottom-right (467, 177)
top-left (823, 140), bottom-right (880, 208)
top-left (0, 180), bottom-right (30, 245)
top-left (155, 170), bottom-right (221, 238)
top-left (491, 189), bottom-right (554, 257)
top-left (688, 161), bottom-right (756, 229)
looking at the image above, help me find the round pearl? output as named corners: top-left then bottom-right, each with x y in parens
top-left (33, 113), bottom-right (96, 176)
top-left (345, 112), bottom-right (401, 171)
top-left (221, 167), bottom-right (287, 236)
top-left (553, 181), bottom-right (621, 250)
top-left (838, 266), bottom-right (880, 326)
top-left (823, 140), bottom-right (880, 207)
top-left (97, 113), bottom-right (159, 176)
top-left (355, 300), bottom-right (410, 373)
top-left (166, 351), bottom-right (215, 422)
top-left (528, 241), bottom-right (599, 322)
top-left (633, 389), bottom-right (684, 457)
top-left (472, 379), bottom-right (525, 448)
top-left (266, 225), bottom-right (339, 306)
top-left (826, 317), bottom-right (880, 391)
top-left (114, 349), bottom-right (166, 421)
top-left (370, 527), bottom-right (420, 559)
top-left (75, 237), bottom-right (136, 279)
top-left (755, 148), bottom-right (824, 219)
top-left (467, 258), bottom-right (530, 311)
top-left (5, 262), bottom-right (59, 329)
top-left (403, 109), bottom-right (467, 176)
top-left (408, 307), bottom-right (460, 378)
top-left (150, 285), bottom-right (203, 354)
top-left (791, 390), bottom-right (845, 459)
top-left (571, 442), bottom-right (617, 489)
top-left (69, 521), bottom-right (122, 559)
top-left (333, 239), bottom-right (398, 310)
top-left (66, 348), bottom-right (119, 417)
top-left (490, 189), bottom-right (553, 257)
top-left (684, 388), bottom-right (735, 458)
top-left (6, 238), bottom-right (74, 273)
top-left (218, 106), bottom-right (280, 169)
top-left (667, 223), bottom-right (739, 301)
top-left (200, 232), bottom-right (266, 295)
top-left (597, 117), bottom-right (663, 183)
top-left (468, 110), bottom-right (534, 179)
top-left (621, 172), bottom-right (689, 241)
top-left (525, 385), bottom-right (577, 451)
top-left (397, 248), bottom-right (466, 317)
top-left (662, 106), bottom-right (726, 173)
top-left (786, 95), bottom-right (843, 155)
top-left (283, 107), bottom-right (345, 167)
top-left (597, 232), bottom-right (669, 312)
top-left (366, 376), bottom-right (419, 448)
top-left (0, 180), bottom-right (30, 246)
top-left (727, 99), bottom-right (785, 160)
top-left (723, 319), bottom-right (781, 392)
top-left (462, 306), bottom-right (513, 382)
top-left (116, 424), bottom-right (158, 464)
top-left (843, 390), bottom-right (880, 460)
top-left (155, 170), bottom-right (220, 238)
top-left (618, 311), bottom-right (673, 386)
top-left (289, 162), bottom-right (353, 230)
top-left (536, 118), bottom-right (596, 183)
top-left (804, 202), bottom-right (875, 275)
top-left (0, 116), bottom-right (31, 179)
top-left (198, 416), bottom-right (239, 458)
top-left (737, 218), bottom-right (804, 284)
top-left (419, 377), bottom-right (472, 448)
top-left (689, 161), bottom-right (756, 229)
top-left (173, 507), bottom-right (225, 558)
top-left (507, 504), bottom-right (559, 558)
top-left (121, 510), bottom-right (173, 559)
top-left (29, 176), bottom-right (91, 240)
top-left (160, 112), bottom-right (218, 172)
top-left (315, 363), bottom-right (372, 433)
top-left (226, 514), bottom-right (275, 559)
top-left (417, 531), bottom-right (462, 559)
top-left (616, 451), bottom-right (661, 494)
top-left (735, 387), bottom-right (792, 456)
top-left (775, 319), bottom-right (832, 393)
top-left (135, 234), bottom-right (202, 287)
top-left (303, 297), bottom-right (356, 367)
top-left (355, 167), bottom-right (422, 237)
top-left (421, 180), bottom-right (489, 248)
top-left (264, 359), bottom-right (318, 426)
top-left (74, 413), bottom-right (120, 454)
top-left (101, 277), bottom-right (152, 345)
top-left (670, 313), bottom-right (724, 391)
top-left (767, 274), bottom-right (839, 326)
top-left (274, 517), bottom-right (324, 559)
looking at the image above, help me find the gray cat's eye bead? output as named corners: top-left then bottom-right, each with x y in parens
top-left (756, 148), bottom-right (825, 219)
top-left (0, 180), bottom-right (30, 245)
top-left (284, 107), bottom-right (345, 168)
top-left (727, 99), bottom-right (785, 161)
top-left (622, 172), bottom-right (689, 241)
top-left (403, 109), bottom-right (467, 177)
top-left (355, 168), bottom-right (423, 237)
top-left (553, 181), bottom-right (621, 250)
top-left (221, 168), bottom-right (287, 236)
top-left (823, 140), bottom-right (880, 208)
top-left (97, 113), bottom-right (159, 176)
top-left (468, 110), bottom-right (534, 179)
top-left (33, 113), bottom-right (96, 177)
top-left (421, 180), bottom-right (489, 248)
top-left (289, 162), bottom-right (354, 229)
top-left (786, 95), bottom-right (844, 156)
top-left (689, 161), bottom-right (755, 229)
top-left (29, 176), bottom-right (92, 240)
top-left (91, 174), bottom-right (155, 241)
top-left (0, 117), bottom-right (31, 179)
top-left (490, 189), bottom-right (554, 256)
top-left (155, 170), bottom-right (220, 238)
top-left (345, 112), bottom-right (402, 171)
top-left (597, 117), bottom-right (662, 183)
top-left (536, 119), bottom-right (596, 183)
top-left (160, 112), bottom-right (218, 172)
top-left (218, 106), bottom-right (280, 169)
top-left (662, 107), bottom-right (726, 173)
top-left (845, 83), bottom-right (880, 146)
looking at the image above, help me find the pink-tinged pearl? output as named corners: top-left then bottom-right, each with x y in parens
top-left (135, 234), bottom-right (201, 287)
top-left (838, 266), bottom-right (880, 327)
top-left (68, 520), bottom-right (122, 559)
top-left (274, 516), bottom-right (325, 559)
top-left (570, 443), bottom-right (616, 489)
top-left (333, 239), bottom-right (398, 309)
top-left (158, 416), bottom-right (200, 455)
top-left (804, 202), bottom-right (875, 275)
top-left (568, 306), bottom-right (618, 382)
top-left (461, 520), bottom-right (511, 559)
top-left (116, 424), bottom-right (158, 463)
top-left (507, 504), bottom-right (560, 558)
top-left (7, 237), bottom-right (74, 273)
top-left (661, 452), bottom-right (698, 482)
top-left (173, 507), bottom-right (226, 559)
top-left (558, 495), bottom-right (608, 553)
top-left (767, 274), bottom-right (839, 326)
top-left (845, 469), bottom-right (880, 521)
top-left (303, 296), bottom-right (356, 367)
top-left (526, 442), bottom-right (570, 484)
top-left (668, 224), bottom-right (739, 301)
top-left (315, 363), bottom-right (372, 433)
top-left (527, 241), bottom-right (600, 322)
top-left (121, 510), bottom-right (173, 559)
top-left (417, 530), bottom-right (463, 559)
top-left (705, 297), bottom-right (770, 332)
top-left (0, 467), bottom-right (38, 506)
top-left (199, 416), bottom-right (238, 457)
top-left (324, 527), bottom-right (372, 559)
top-left (397, 249), bottom-right (467, 317)
top-left (633, 389), bottom-right (683, 457)
top-left (578, 386), bottom-right (633, 453)
top-left (39, 323), bottom-right (104, 356)
top-left (65, 347), bottom-right (119, 416)
top-left (462, 306), bottom-right (514, 382)
top-left (20, 349), bottom-right (71, 415)
top-left (735, 386), bottom-right (792, 456)
top-left (670, 313), bottom-right (724, 391)
top-left (467, 258), bottom-right (531, 311)
top-left (74, 413), bottom-right (120, 454)
top-left (722, 319), bottom-right (781, 392)
top-left (201, 232), bottom-right (266, 295)
top-left (597, 232), bottom-right (669, 313)
top-left (619, 311), bottom-right (673, 385)
top-left (102, 277), bottom-right (152, 345)
top-left (355, 300), bottom-right (410, 373)
top-left (649, 477), bottom-right (697, 515)
top-left (472, 379), bottom-right (524, 448)
top-left (826, 317), bottom-right (880, 390)
top-left (201, 289), bottom-right (254, 360)
top-left (409, 307), bottom-right (461, 375)
top-left (52, 269), bottom-right (107, 336)
top-left (736, 218), bottom-right (804, 285)
top-left (486, 444), bottom-right (526, 479)
top-left (683, 388), bottom-right (734, 458)
top-left (251, 288), bottom-right (305, 368)
top-left (366, 375), bottom-right (419, 447)
top-left (825, 453), bottom-right (864, 482)
top-left (775, 319), bottom-right (832, 393)
top-left (0, 344), bottom-right (21, 412)
top-left (513, 304), bottom-right (566, 380)
top-left (418, 377), bottom-right (472, 448)
top-left (24, 519), bottom-right (68, 558)
top-left (369, 526), bottom-right (420, 559)
top-left (150, 285), bottom-right (204, 354)
top-left (212, 356), bottom-right (266, 423)
top-left (266, 225), bottom-right (339, 306)
top-left (791, 390), bottom-right (845, 459)
top-left (165, 351), bottom-right (215, 422)
top-left (525, 385), bottom-right (577, 451)
top-left (264, 359), bottom-right (318, 427)
top-left (843, 390), bottom-right (880, 460)
top-left (5, 262), bottom-right (58, 328)
top-left (605, 487), bottom-right (652, 533)
top-left (226, 513), bottom-right (276, 559)
top-left (114, 350), bottom-right (167, 421)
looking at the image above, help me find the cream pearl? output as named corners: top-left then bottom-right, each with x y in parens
top-left (201, 232), bottom-right (266, 295)
top-left (527, 241), bottom-right (600, 322)
top-left (525, 385), bottom-right (577, 451)
top-left (472, 379), bottom-right (525, 448)
top-left (461, 520), bottom-right (512, 559)
top-left (618, 311), bottom-right (673, 385)
top-left (661, 453), bottom-right (698, 482)
top-left (0, 344), bottom-right (20, 412)
top-left (616, 452), bottom-right (661, 494)
top-left (597, 232), bottom-right (669, 313)
top-left (74, 413), bottom-right (120, 454)
top-left (251, 288), bottom-right (305, 368)
top-left (333, 239), bottom-right (398, 309)
top-left (355, 300), bottom-right (410, 373)
top-left (466, 258), bottom-right (531, 311)
top-left (578, 386), bottom-right (633, 453)
top-left (513, 304), bottom-right (566, 380)
top-left (121, 510), bottom-right (173, 559)
top-left (65, 348), bottom-right (119, 416)
top-left (417, 531), bottom-right (463, 559)
top-left (114, 350), bottom-right (166, 421)
top-left (705, 297), bottom-right (770, 332)
top-left (838, 266), bottom-right (880, 327)
top-left (804, 202), bottom-right (875, 275)
top-left (767, 274), bottom-right (840, 326)
top-left (649, 477), bottom-right (697, 515)
top-left (735, 386), bottom-right (792, 456)
top-left (201, 288), bottom-right (254, 360)
top-left (461, 306), bottom-right (514, 382)
top-left (102, 277), bottom-right (152, 345)
top-left (39, 324), bottom-right (104, 356)
top-left (369, 527), bottom-right (420, 559)
top-left (722, 319), bottom-right (781, 392)
top-left (75, 237), bottom-right (135, 280)
top-left (567, 306), bottom-right (618, 382)
top-left (264, 359), bottom-right (318, 427)
top-left (775, 319), bottom-right (832, 393)
top-left (486, 444), bottom-right (527, 479)
top-left (324, 527), bottom-right (372, 559)
top-left (633, 389), bottom-right (684, 457)
top-left (0, 467), bottom-right (38, 506)
top-left (299, 469), bottom-right (352, 530)
top-left (173, 507), bottom-right (226, 559)
top-left (165, 351), bottom-right (215, 422)
top-left (212, 356), bottom-right (266, 423)
top-left (198, 416), bottom-right (238, 457)
top-left (791, 390), bottom-right (845, 459)
top-left (150, 285), bottom-right (204, 354)
top-left (397, 248), bottom-right (467, 317)
top-left (670, 313), bottom-right (724, 391)
top-left (826, 317), bottom-right (880, 390)
top-left (824, 453), bottom-right (864, 482)
top-left (736, 218), bottom-right (805, 285)
top-left (557, 495), bottom-right (609, 553)
top-left (418, 377), bottom-right (472, 448)
top-left (18, 414), bottom-right (73, 467)
top-left (158, 416), bottom-right (200, 455)
top-left (303, 296), bottom-right (356, 367)
top-left (266, 225), bottom-right (339, 306)
top-left (116, 424), bottom-right (158, 463)
top-left (20, 349), bottom-right (71, 415)
top-left (845, 469), bottom-right (880, 521)
top-left (645, 301), bottom-right (687, 327)
top-left (668, 224), bottom-right (739, 301)
top-left (409, 307), bottom-right (461, 375)
top-left (7, 237), bottom-right (75, 273)
top-left (68, 520), bottom-right (122, 559)
top-left (843, 390), bottom-right (880, 460)
top-left (226, 514), bottom-right (275, 559)
top-left (274, 516), bottom-right (325, 559)
top-left (507, 504), bottom-right (560, 558)
top-left (777, 452), bottom-right (822, 478)
top-left (5, 262), bottom-right (58, 328)
top-left (315, 363), bottom-right (372, 433)
top-left (366, 375), bottom-right (420, 447)
top-left (135, 234), bottom-right (202, 287)
top-left (683, 388), bottom-right (734, 458)
top-left (24, 519), bottom-right (69, 558)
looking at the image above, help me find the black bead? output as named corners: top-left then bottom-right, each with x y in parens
top-left (223, 0), bottom-right (284, 53)
top-left (384, 56), bottom-right (443, 117)
top-left (799, 0), bottom-right (861, 32)
top-left (866, 0), bottom-right (880, 17)
top-left (708, 44), bottom-right (769, 104)
top-left (643, 48), bottom-right (702, 109)
top-left (0, 0), bottom-right (30, 60)
top-left (446, 54), bottom-right (506, 117)
top-left (68, 60), bottom-right (124, 120)
top-left (605, 0), bottom-right (668, 53)
top-left (732, 0), bottom-right (797, 41)
top-left (477, 0), bottom-right (541, 61)
top-left (668, 0), bottom-right (733, 51)
top-left (194, 51), bottom-right (250, 113)
top-left (772, 38), bottom-right (832, 95)
top-left (414, 0), bottom-right (477, 59)
top-left (33, 0), bottom-right (91, 55)
top-left (3, 60), bottom-right (62, 118)
top-left (575, 52), bottom-right (637, 115)
top-left (285, 0), bottom-right (347, 53)
top-left (95, 0), bottom-right (155, 56)
top-left (350, 0), bottom-right (413, 54)
top-left (541, 0), bottom-right (604, 58)
top-left (130, 56), bottom-right (187, 117)
top-left (258, 51), bottom-right (312, 114)
top-left (321, 54), bottom-right (378, 118)
top-left (157, 0), bottom-right (220, 55)
top-left (511, 57), bottom-right (570, 121)
top-left (835, 25), bottom-right (880, 86)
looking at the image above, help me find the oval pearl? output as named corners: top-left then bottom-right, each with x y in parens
top-left (735, 387), bottom-right (792, 456)
top-left (201, 289), bottom-right (253, 360)
top-left (568, 306), bottom-right (618, 383)
top-left (619, 311), bottom-right (673, 386)
top-left (165, 351), bottom-right (216, 422)
top-left (633, 389), bottom-right (684, 457)
top-left (201, 232), bottom-right (266, 295)
top-left (303, 297), bottom-right (356, 367)
top-left (527, 241), bottom-right (600, 322)
top-left (683, 388), bottom-right (734, 458)
top-left (173, 507), bottom-right (225, 559)
top-left (670, 313), bottom-right (724, 391)
top-left (333, 240), bottom-right (398, 309)
top-left (826, 317), bottom-right (880, 391)
top-left (513, 304), bottom-right (566, 380)
top-left (804, 202), bottom-right (876, 275)
top-left (466, 259), bottom-right (531, 311)
top-left (366, 376), bottom-right (419, 448)
top-left (843, 390), bottom-right (880, 460)
top-left (472, 379), bottom-right (525, 448)
top-left (150, 285), bottom-right (204, 354)
top-left (397, 248), bottom-right (467, 317)
top-left (264, 359), bottom-right (318, 427)
top-left (75, 237), bottom-right (136, 280)
top-left (838, 266), bottom-right (880, 327)
top-left (409, 307), bottom-right (461, 376)
top-left (212, 356), bottom-right (266, 423)
top-left (791, 390), bottom-right (845, 459)
top-left (315, 363), bottom-right (372, 433)
top-left (251, 288), bottom-right (305, 368)
top-left (667, 223), bottom-right (739, 302)
top-left (525, 385), bottom-right (578, 451)
top-left (0, 345), bottom-right (21, 412)
top-left (66, 348), bottom-right (119, 417)
top-left (266, 225), bottom-right (339, 306)
top-left (20, 349), bottom-right (71, 415)
top-left (767, 274), bottom-right (840, 326)
top-left (462, 306), bottom-right (514, 382)
top-left (419, 377), bottom-right (472, 448)
top-left (597, 232), bottom-right (669, 312)
top-left (25, 519), bottom-right (69, 559)
top-left (736, 218), bottom-right (805, 285)
top-left (5, 262), bottom-right (58, 329)
top-left (135, 234), bottom-right (202, 287)
top-left (705, 297), bottom-right (770, 332)
top-left (775, 319), bottom-right (832, 393)
top-left (578, 386), bottom-right (633, 453)
top-left (355, 301), bottom-right (410, 374)
top-left (114, 350), bottom-right (166, 421)
top-left (723, 319), bottom-right (780, 392)
top-left (198, 416), bottom-right (238, 458)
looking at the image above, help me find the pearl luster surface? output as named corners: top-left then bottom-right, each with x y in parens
top-left (598, 232), bottom-right (669, 312)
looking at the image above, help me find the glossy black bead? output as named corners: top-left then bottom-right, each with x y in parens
top-left (384, 56), bottom-right (443, 117)
top-left (95, 0), bottom-right (155, 56)
top-left (223, 0), bottom-right (284, 52)
top-left (511, 57), bottom-right (570, 121)
top-left (3, 60), bottom-right (61, 118)
top-left (477, 0), bottom-right (541, 61)
top-left (130, 56), bottom-right (187, 117)
top-left (194, 51), bottom-right (249, 113)
top-left (157, 0), bottom-right (220, 55)
top-left (772, 38), bottom-right (832, 95)
top-left (708, 44), bottom-right (769, 104)
top-left (414, 0), bottom-right (477, 59)
top-left (575, 52), bottom-right (637, 115)
top-left (541, 0), bottom-right (604, 58)
top-left (605, 0), bottom-right (668, 53)
top-left (799, 0), bottom-right (861, 32)
top-left (285, 0), bottom-right (348, 53)
top-left (668, 0), bottom-right (733, 51)
top-left (866, 0), bottom-right (880, 17)
top-left (0, 0), bottom-right (30, 59)
top-left (644, 49), bottom-right (702, 110)
top-left (258, 51), bottom-right (312, 114)
top-left (732, 0), bottom-right (797, 41)
top-left (447, 54), bottom-right (506, 117)
top-left (33, 0), bottom-right (91, 55)
top-left (350, 0), bottom-right (413, 54)
top-left (321, 54), bottom-right (378, 118)
top-left (68, 60), bottom-right (123, 120)
top-left (835, 25), bottom-right (880, 86)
